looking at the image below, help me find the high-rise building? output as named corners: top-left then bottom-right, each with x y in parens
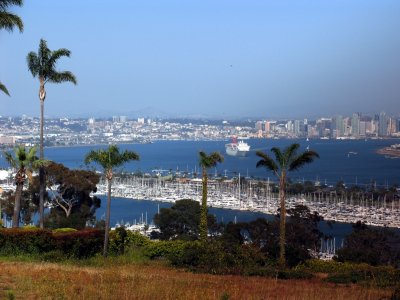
top-left (378, 112), bottom-right (388, 136)
top-left (294, 120), bottom-right (303, 137)
top-left (351, 113), bottom-right (360, 137)
top-left (359, 121), bottom-right (366, 136)
top-left (286, 120), bottom-right (294, 134)
top-left (335, 115), bottom-right (344, 137)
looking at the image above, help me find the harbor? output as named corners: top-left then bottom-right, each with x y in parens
top-left (92, 175), bottom-right (400, 228)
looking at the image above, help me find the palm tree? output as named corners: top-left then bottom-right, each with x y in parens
top-left (85, 145), bottom-right (139, 257)
top-left (3, 145), bottom-right (39, 228)
top-left (198, 151), bottom-right (223, 242)
top-left (256, 143), bottom-right (319, 268)
top-left (0, 82), bottom-right (9, 96)
top-left (27, 39), bottom-right (77, 229)
top-left (0, 0), bottom-right (24, 96)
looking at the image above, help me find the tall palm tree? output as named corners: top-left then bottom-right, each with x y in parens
top-left (3, 145), bottom-right (39, 228)
top-left (256, 143), bottom-right (319, 268)
top-left (27, 39), bottom-right (77, 228)
top-left (198, 151), bottom-right (223, 242)
top-left (0, 0), bottom-right (24, 96)
top-left (85, 145), bottom-right (139, 257)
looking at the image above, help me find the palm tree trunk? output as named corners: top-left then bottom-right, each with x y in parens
top-left (39, 97), bottom-right (45, 229)
top-left (12, 183), bottom-right (23, 228)
top-left (103, 177), bottom-right (112, 257)
top-left (200, 167), bottom-right (208, 242)
top-left (279, 173), bottom-right (286, 268)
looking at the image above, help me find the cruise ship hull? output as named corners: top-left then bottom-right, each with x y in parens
top-left (225, 140), bottom-right (250, 157)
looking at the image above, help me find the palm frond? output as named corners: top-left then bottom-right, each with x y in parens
top-left (32, 158), bottom-right (50, 170)
top-left (48, 48), bottom-right (71, 67)
top-left (0, 0), bottom-right (23, 10)
top-left (289, 150), bottom-right (319, 171)
top-left (26, 52), bottom-right (40, 77)
top-left (85, 145), bottom-right (139, 171)
top-left (199, 151), bottom-right (223, 169)
top-left (284, 143), bottom-right (300, 164)
top-left (0, 11), bottom-right (23, 32)
top-left (256, 151), bottom-right (278, 173)
top-left (3, 144), bottom-right (40, 171)
top-left (3, 150), bottom-right (16, 168)
top-left (48, 71), bottom-right (77, 85)
top-left (270, 147), bottom-right (284, 168)
top-left (0, 81), bottom-right (10, 96)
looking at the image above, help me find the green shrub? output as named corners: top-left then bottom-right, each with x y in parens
top-left (52, 228), bottom-right (78, 233)
top-left (126, 231), bottom-right (151, 247)
top-left (143, 240), bottom-right (187, 260)
top-left (0, 228), bottom-right (103, 259)
top-left (22, 225), bottom-right (40, 230)
top-left (296, 259), bottom-right (357, 274)
top-left (166, 240), bottom-right (268, 275)
top-left (0, 228), bottom-right (53, 255)
top-left (52, 229), bottom-right (104, 259)
top-left (297, 259), bottom-right (400, 287)
top-left (109, 227), bottom-right (128, 255)
top-left (109, 229), bottom-right (152, 256)
top-left (326, 272), bottom-right (365, 284)
top-left (276, 270), bottom-right (313, 280)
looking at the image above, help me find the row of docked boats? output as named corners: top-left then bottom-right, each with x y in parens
top-left (92, 176), bottom-right (400, 228)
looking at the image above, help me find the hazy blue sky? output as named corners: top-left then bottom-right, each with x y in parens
top-left (1, 1), bottom-right (400, 119)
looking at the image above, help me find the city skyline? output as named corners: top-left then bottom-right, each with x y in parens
top-left (1, 1), bottom-right (400, 118)
top-left (1, 109), bottom-right (399, 149)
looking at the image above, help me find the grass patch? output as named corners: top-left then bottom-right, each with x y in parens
top-left (0, 259), bottom-right (392, 300)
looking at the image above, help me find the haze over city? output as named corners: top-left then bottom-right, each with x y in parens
top-left (1, 1), bottom-right (400, 119)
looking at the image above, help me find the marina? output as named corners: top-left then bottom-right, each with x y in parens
top-left (91, 175), bottom-right (400, 228)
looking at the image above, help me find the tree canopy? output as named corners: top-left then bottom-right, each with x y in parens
top-left (154, 199), bottom-right (216, 241)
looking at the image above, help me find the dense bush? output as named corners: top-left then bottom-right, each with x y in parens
top-left (109, 228), bottom-right (152, 256)
top-left (336, 222), bottom-right (400, 268)
top-left (0, 228), bottom-right (53, 255)
top-left (297, 259), bottom-right (400, 288)
top-left (143, 240), bottom-right (187, 260)
top-left (52, 229), bottom-right (104, 259)
top-left (166, 240), bottom-right (267, 275)
top-left (0, 228), bottom-right (103, 259)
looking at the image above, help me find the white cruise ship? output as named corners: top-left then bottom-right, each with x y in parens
top-left (225, 138), bottom-right (250, 156)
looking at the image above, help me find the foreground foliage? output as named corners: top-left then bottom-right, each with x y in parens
top-left (0, 259), bottom-right (394, 300)
top-left (0, 228), bottom-right (103, 259)
top-left (336, 221), bottom-right (400, 268)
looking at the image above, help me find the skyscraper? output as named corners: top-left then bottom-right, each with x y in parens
top-left (378, 112), bottom-right (388, 137)
top-left (351, 113), bottom-right (360, 137)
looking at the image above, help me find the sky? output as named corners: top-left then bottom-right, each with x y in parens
top-left (1, 0), bottom-right (400, 119)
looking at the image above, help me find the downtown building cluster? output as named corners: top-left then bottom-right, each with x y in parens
top-left (255, 112), bottom-right (400, 139)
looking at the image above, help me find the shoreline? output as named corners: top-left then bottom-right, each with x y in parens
top-left (376, 147), bottom-right (400, 158)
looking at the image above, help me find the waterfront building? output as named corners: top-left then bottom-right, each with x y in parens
top-left (351, 113), bottom-right (360, 138)
top-left (334, 116), bottom-right (344, 137)
top-left (0, 136), bottom-right (15, 145)
top-left (359, 121), bottom-right (366, 137)
top-left (379, 112), bottom-right (388, 137)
